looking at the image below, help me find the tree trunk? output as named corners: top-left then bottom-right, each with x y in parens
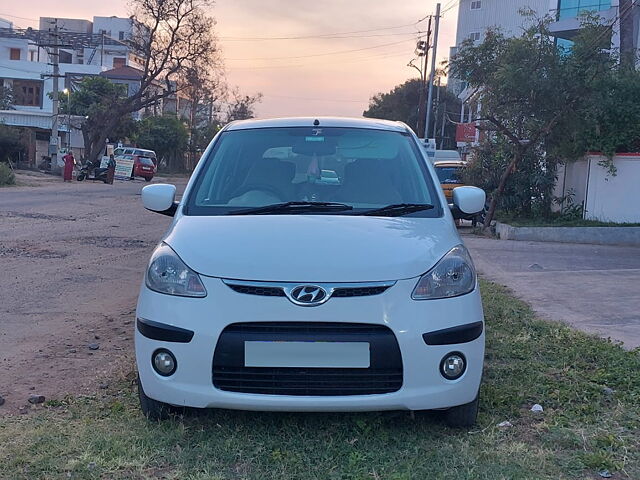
top-left (482, 150), bottom-right (521, 232)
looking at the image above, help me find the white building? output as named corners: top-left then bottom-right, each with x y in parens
top-left (449, 0), bottom-right (550, 96)
top-left (0, 16), bottom-right (149, 165)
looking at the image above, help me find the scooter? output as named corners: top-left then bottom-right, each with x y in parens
top-left (77, 160), bottom-right (109, 183)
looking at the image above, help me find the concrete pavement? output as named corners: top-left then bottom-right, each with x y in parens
top-left (463, 233), bottom-right (640, 350)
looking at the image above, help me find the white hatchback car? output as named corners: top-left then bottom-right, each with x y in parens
top-left (137, 117), bottom-right (486, 426)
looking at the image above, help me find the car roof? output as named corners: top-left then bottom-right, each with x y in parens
top-left (434, 160), bottom-right (466, 167)
top-left (224, 116), bottom-right (409, 133)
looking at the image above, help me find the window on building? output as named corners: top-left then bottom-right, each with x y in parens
top-left (118, 31), bottom-right (125, 40)
top-left (13, 79), bottom-right (43, 107)
top-left (469, 32), bottom-right (481, 42)
top-left (471, 0), bottom-right (482, 10)
top-left (30, 50), bottom-right (36, 61)
top-left (59, 50), bottom-right (72, 64)
top-left (557, 0), bottom-right (611, 20)
top-left (10, 48), bottom-right (21, 60)
top-left (113, 57), bottom-right (126, 68)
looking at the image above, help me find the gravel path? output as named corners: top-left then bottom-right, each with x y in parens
top-left (0, 172), bottom-right (187, 414)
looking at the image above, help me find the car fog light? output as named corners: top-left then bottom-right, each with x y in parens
top-left (152, 349), bottom-right (177, 376)
top-left (440, 353), bottom-right (466, 380)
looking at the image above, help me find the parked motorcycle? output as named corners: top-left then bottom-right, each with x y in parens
top-left (77, 160), bottom-right (109, 183)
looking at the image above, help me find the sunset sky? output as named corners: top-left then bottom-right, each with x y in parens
top-left (0, 0), bottom-right (459, 118)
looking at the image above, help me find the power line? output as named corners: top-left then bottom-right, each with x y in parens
top-left (227, 37), bottom-right (424, 61)
top-left (0, 12), bottom-right (39, 22)
top-left (220, 31), bottom-right (426, 41)
top-left (220, 18), bottom-right (428, 42)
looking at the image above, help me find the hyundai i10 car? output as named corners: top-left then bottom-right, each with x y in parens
top-left (136, 117), bottom-right (486, 427)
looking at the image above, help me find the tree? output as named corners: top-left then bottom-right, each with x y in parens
top-left (449, 16), bottom-right (614, 228)
top-left (0, 85), bottom-right (14, 110)
top-left (80, 0), bottom-right (219, 164)
top-left (64, 77), bottom-right (133, 158)
top-left (224, 90), bottom-right (262, 123)
top-left (135, 115), bottom-right (188, 171)
top-left (363, 78), bottom-right (460, 147)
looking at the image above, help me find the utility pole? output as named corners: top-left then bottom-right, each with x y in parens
top-left (619, 0), bottom-right (635, 67)
top-left (49, 19), bottom-right (61, 175)
top-left (416, 17), bottom-right (432, 137)
top-left (424, 3), bottom-right (441, 141)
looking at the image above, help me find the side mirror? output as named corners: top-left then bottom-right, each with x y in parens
top-left (142, 184), bottom-right (178, 216)
top-left (452, 186), bottom-right (486, 214)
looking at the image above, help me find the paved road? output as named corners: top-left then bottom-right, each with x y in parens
top-left (0, 172), bottom-right (187, 413)
top-left (463, 233), bottom-right (640, 350)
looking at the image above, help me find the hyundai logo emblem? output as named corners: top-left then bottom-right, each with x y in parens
top-left (289, 285), bottom-right (328, 306)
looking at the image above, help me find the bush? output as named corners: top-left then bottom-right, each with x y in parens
top-left (0, 162), bottom-right (15, 186)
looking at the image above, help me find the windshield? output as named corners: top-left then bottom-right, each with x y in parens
top-left (435, 167), bottom-right (463, 185)
top-left (185, 127), bottom-right (441, 217)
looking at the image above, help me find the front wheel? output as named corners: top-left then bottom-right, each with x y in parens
top-left (77, 173), bottom-right (85, 181)
top-left (444, 394), bottom-right (479, 427)
top-left (144, 176), bottom-right (152, 182)
top-left (138, 375), bottom-right (172, 421)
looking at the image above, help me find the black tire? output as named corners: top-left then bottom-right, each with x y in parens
top-left (77, 174), bottom-right (85, 181)
top-left (144, 176), bottom-right (152, 182)
top-left (138, 376), bottom-right (172, 421)
top-left (444, 394), bottom-right (479, 428)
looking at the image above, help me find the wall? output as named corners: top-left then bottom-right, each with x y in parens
top-left (455, 0), bottom-right (549, 46)
top-left (584, 154), bottom-right (640, 223)
top-left (38, 17), bottom-right (93, 34)
top-left (558, 154), bottom-right (640, 223)
top-left (92, 17), bottom-right (132, 40)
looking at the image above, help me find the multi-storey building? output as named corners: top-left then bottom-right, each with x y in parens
top-left (449, 0), bottom-right (639, 148)
top-left (0, 16), bottom-right (157, 165)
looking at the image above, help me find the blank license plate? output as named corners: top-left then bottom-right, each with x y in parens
top-left (244, 341), bottom-right (370, 368)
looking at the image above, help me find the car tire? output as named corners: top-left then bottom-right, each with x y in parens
top-left (444, 393), bottom-right (479, 428)
top-left (144, 177), bottom-right (152, 182)
top-left (138, 375), bottom-right (172, 421)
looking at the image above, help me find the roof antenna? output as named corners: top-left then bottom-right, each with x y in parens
top-left (313, 119), bottom-right (320, 126)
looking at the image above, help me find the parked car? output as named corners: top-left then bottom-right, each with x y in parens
top-left (136, 117), bottom-right (486, 426)
top-left (434, 160), bottom-right (486, 226)
top-left (114, 147), bottom-right (157, 166)
top-left (132, 155), bottom-right (157, 182)
top-left (434, 160), bottom-right (467, 203)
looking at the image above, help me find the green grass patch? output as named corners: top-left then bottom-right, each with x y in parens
top-left (0, 162), bottom-right (16, 187)
top-left (496, 213), bottom-right (640, 227)
top-left (1, 281), bottom-right (638, 479)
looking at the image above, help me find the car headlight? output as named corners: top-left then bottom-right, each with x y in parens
top-left (412, 245), bottom-right (476, 300)
top-left (146, 243), bottom-right (207, 297)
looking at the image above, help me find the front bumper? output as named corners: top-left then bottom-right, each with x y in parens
top-left (135, 276), bottom-right (485, 411)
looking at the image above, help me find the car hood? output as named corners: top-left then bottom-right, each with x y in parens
top-left (164, 214), bottom-right (460, 283)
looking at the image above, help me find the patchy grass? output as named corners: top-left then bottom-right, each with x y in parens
top-left (496, 214), bottom-right (640, 228)
top-left (1, 281), bottom-right (638, 480)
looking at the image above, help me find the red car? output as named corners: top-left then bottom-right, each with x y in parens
top-left (132, 155), bottom-right (157, 182)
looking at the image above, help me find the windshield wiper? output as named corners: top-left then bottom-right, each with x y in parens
top-left (228, 201), bottom-right (354, 216)
top-left (360, 203), bottom-right (435, 217)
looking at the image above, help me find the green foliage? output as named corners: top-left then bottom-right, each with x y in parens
top-left (363, 79), bottom-right (460, 147)
top-left (0, 85), bottom-right (14, 110)
top-left (0, 162), bottom-right (15, 186)
top-left (463, 135), bottom-right (558, 216)
top-left (135, 115), bottom-right (189, 171)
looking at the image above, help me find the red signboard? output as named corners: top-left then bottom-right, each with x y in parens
top-left (456, 123), bottom-right (477, 143)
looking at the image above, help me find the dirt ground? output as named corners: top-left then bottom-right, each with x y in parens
top-left (0, 171), bottom-right (188, 415)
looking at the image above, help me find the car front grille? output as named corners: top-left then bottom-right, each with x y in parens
top-left (223, 281), bottom-right (393, 299)
top-left (212, 322), bottom-right (403, 396)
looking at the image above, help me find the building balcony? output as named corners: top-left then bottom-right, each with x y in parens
top-left (549, 6), bottom-right (617, 40)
